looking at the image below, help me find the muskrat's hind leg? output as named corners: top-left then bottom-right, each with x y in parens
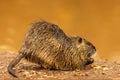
top-left (8, 52), bottom-right (24, 78)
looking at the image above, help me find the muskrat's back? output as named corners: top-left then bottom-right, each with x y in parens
top-left (19, 21), bottom-right (73, 69)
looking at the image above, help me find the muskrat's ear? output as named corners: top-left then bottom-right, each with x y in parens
top-left (78, 37), bottom-right (82, 43)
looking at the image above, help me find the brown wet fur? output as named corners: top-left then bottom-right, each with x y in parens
top-left (8, 21), bottom-right (96, 78)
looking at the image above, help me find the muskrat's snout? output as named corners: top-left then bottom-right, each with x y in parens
top-left (92, 45), bottom-right (96, 52)
top-left (85, 58), bottom-right (94, 65)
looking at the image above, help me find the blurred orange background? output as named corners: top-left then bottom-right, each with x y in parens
top-left (0, 0), bottom-right (120, 61)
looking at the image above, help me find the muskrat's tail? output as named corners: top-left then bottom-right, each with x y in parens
top-left (8, 52), bottom-right (24, 78)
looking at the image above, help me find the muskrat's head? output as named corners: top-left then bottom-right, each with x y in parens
top-left (71, 36), bottom-right (96, 65)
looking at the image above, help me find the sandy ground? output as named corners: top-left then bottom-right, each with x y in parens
top-left (0, 52), bottom-right (120, 80)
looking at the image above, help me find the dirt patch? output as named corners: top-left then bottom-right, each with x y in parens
top-left (0, 52), bottom-right (120, 80)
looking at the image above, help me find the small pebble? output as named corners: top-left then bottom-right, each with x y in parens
top-left (101, 72), bottom-right (105, 75)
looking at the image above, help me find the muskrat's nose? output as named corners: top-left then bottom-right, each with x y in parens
top-left (86, 41), bottom-right (96, 52)
top-left (85, 58), bottom-right (94, 65)
top-left (93, 45), bottom-right (96, 51)
top-left (91, 44), bottom-right (96, 52)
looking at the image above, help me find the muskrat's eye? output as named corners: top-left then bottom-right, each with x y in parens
top-left (79, 38), bottom-right (82, 43)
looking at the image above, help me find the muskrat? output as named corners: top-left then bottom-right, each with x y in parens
top-left (8, 21), bottom-right (96, 78)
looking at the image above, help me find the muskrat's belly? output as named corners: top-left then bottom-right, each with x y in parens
top-left (24, 52), bottom-right (77, 70)
top-left (24, 52), bottom-right (57, 69)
